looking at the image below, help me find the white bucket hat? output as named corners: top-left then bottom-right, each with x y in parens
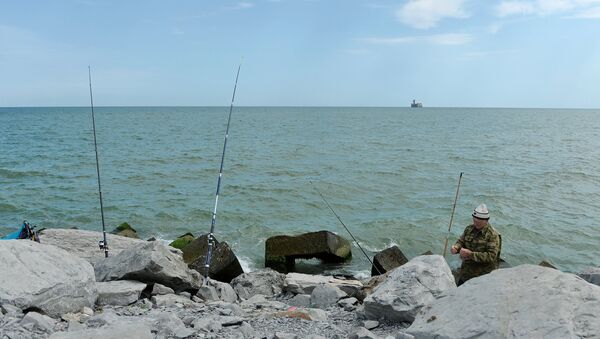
top-left (472, 204), bottom-right (490, 220)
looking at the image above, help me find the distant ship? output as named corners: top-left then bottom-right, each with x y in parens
top-left (411, 99), bottom-right (423, 108)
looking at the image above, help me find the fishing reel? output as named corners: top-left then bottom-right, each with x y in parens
top-left (98, 240), bottom-right (108, 250)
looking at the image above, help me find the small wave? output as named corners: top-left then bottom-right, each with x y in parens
top-left (0, 168), bottom-right (46, 179)
top-left (0, 203), bottom-right (18, 212)
top-left (237, 255), bottom-right (258, 273)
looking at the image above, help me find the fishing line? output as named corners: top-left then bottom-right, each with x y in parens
top-left (309, 180), bottom-right (382, 275)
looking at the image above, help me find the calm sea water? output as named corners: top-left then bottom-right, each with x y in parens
top-left (1, 106), bottom-right (599, 276)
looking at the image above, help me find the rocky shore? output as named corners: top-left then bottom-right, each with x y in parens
top-left (1, 229), bottom-right (599, 339)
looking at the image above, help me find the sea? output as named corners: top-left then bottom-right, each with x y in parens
top-left (1, 106), bottom-right (598, 277)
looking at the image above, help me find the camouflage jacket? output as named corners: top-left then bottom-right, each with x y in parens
top-left (454, 224), bottom-right (501, 281)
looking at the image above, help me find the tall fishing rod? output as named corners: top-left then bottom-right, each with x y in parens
top-left (88, 66), bottom-right (109, 258)
top-left (309, 181), bottom-right (382, 275)
top-left (204, 63), bottom-right (242, 279)
top-left (442, 172), bottom-right (463, 258)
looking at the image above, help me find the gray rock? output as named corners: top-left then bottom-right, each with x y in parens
top-left (288, 294), bottom-right (311, 307)
top-left (197, 285), bottom-right (219, 301)
top-left (310, 283), bottom-right (347, 309)
top-left (208, 280), bottom-right (238, 303)
top-left (273, 332), bottom-right (297, 339)
top-left (94, 241), bottom-right (203, 292)
top-left (41, 228), bottom-right (145, 266)
top-left (363, 255), bottom-right (455, 322)
top-left (68, 320), bottom-right (86, 332)
top-left (182, 234), bottom-right (244, 283)
top-left (82, 307), bottom-right (94, 316)
top-left (306, 335), bottom-right (327, 339)
top-left (151, 283), bottom-right (175, 295)
top-left (362, 320), bottom-right (379, 330)
top-left (348, 327), bottom-right (380, 339)
top-left (96, 280), bottom-right (146, 306)
top-left (407, 264), bottom-right (600, 338)
top-left (307, 308), bottom-right (328, 321)
top-left (2, 303), bottom-right (23, 316)
top-left (394, 333), bottom-right (415, 339)
top-left (338, 297), bottom-right (358, 311)
top-left (239, 321), bottom-right (256, 338)
top-left (48, 322), bottom-right (153, 339)
top-left (0, 240), bottom-right (97, 317)
top-left (151, 294), bottom-right (194, 307)
top-left (20, 312), bottom-right (56, 333)
top-left (179, 291), bottom-right (192, 299)
top-left (192, 316), bottom-right (222, 333)
top-left (152, 312), bottom-right (194, 338)
top-left (210, 301), bottom-right (246, 316)
top-left (284, 272), bottom-right (363, 296)
top-left (231, 268), bottom-right (286, 299)
top-left (579, 266), bottom-right (600, 286)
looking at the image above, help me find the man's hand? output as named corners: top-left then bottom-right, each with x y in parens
top-left (460, 248), bottom-right (472, 259)
top-left (450, 246), bottom-right (459, 255)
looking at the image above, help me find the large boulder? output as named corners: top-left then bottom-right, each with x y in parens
top-left (94, 241), bottom-right (203, 292)
top-left (407, 265), bottom-right (600, 338)
top-left (231, 268), bottom-right (286, 299)
top-left (0, 240), bottom-right (97, 317)
top-left (371, 246), bottom-right (409, 276)
top-left (41, 228), bottom-right (145, 266)
top-left (363, 255), bottom-right (455, 322)
top-left (182, 234), bottom-right (243, 283)
top-left (265, 230), bottom-right (352, 273)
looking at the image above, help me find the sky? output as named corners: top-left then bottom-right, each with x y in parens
top-left (1, 0), bottom-right (600, 108)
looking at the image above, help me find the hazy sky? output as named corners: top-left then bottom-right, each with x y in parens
top-left (1, 0), bottom-right (600, 107)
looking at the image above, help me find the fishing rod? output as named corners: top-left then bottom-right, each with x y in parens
top-left (442, 172), bottom-right (463, 257)
top-left (309, 181), bottom-right (382, 275)
top-left (204, 63), bottom-right (242, 280)
top-left (88, 66), bottom-right (109, 258)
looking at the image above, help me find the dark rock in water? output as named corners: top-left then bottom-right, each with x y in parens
top-left (371, 246), bottom-right (408, 276)
top-left (111, 222), bottom-right (139, 239)
top-left (147, 237), bottom-right (156, 242)
top-left (169, 233), bottom-right (194, 250)
top-left (182, 234), bottom-right (244, 283)
top-left (579, 267), bottom-right (600, 286)
top-left (498, 257), bottom-right (511, 269)
top-left (265, 230), bottom-right (352, 273)
top-left (421, 250), bottom-right (434, 255)
top-left (539, 260), bottom-right (557, 269)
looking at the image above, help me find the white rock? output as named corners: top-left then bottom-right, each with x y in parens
top-left (407, 265), bottom-right (600, 338)
top-left (96, 280), bottom-right (147, 306)
top-left (310, 283), bottom-right (347, 309)
top-left (94, 241), bottom-right (203, 292)
top-left (284, 272), bottom-right (363, 296)
top-left (206, 279), bottom-right (238, 303)
top-left (0, 240), bottom-right (97, 317)
top-left (307, 308), bottom-right (328, 321)
top-left (151, 283), bottom-right (175, 295)
top-left (151, 294), bottom-right (194, 307)
top-left (81, 307), bottom-right (94, 316)
top-left (273, 332), bottom-right (297, 339)
top-left (20, 311), bottom-right (56, 333)
top-left (41, 229), bottom-right (145, 266)
top-left (363, 255), bottom-right (455, 322)
top-left (362, 320), bottom-right (379, 330)
top-left (231, 268), bottom-right (285, 299)
top-left (48, 322), bottom-right (153, 339)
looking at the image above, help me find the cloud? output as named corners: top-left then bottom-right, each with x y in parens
top-left (496, 1), bottom-right (536, 16)
top-left (427, 33), bottom-right (472, 45)
top-left (360, 33), bottom-right (472, 46)
top-left (396, 0), bottom-right (469, 29)
top-left (570, 5), bottom-right (600, 16)
top-left (496, 0), bottom-right (600, 17)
